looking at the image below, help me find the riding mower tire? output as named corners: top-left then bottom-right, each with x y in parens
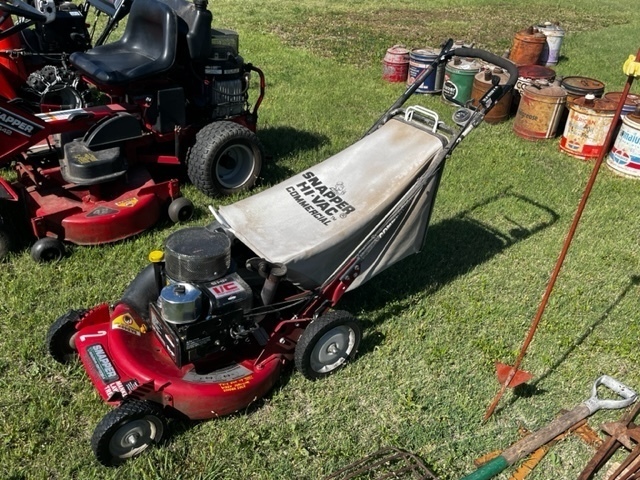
top-left (187, 121), bottom-right (264, 197)
top-left (295, 310), bottom-right (362, 381)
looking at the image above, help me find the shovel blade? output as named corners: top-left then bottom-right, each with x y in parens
top-left (496, 362), bottom-right (533, 388)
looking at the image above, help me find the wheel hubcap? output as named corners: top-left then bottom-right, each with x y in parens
top-left (310, 326), bottom-right (356, 374)
top-left (215, 144), bottom-right (255, 189)
top-left (109, 416), bottom-right (163, 460)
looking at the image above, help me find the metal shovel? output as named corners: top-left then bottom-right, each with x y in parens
top-left (460, 376), bottom-right (637, 480)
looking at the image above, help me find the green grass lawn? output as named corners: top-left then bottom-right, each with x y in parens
top-left (2, 0), bottom-right (640, 478)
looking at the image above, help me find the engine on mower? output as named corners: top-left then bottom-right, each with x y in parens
top-left (148, 227), bottom-right (283, 368)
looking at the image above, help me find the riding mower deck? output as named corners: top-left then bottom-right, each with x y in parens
top-left (47, 43), bottom-right (518, 465)
top-left (0, 0), bottom-right (266, 261)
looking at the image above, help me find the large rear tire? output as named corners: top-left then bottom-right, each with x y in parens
top-left (91, 400), bottom-right (167, 467)
top-left (295, 311), bottom-right (362, 381)
top-left (187, 121), bottom-right (263, 197)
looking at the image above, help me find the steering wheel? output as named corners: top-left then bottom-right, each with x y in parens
top-left (0, 0), bottom-right (47, 22)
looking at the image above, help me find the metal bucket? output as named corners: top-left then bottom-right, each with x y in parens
top-left (603, 92), bottom-right (640, 116)
top-left (560, 95), bottom-right (617, 160)
top-left (513, 83), bottom-right (567, 139)
top-left (406, 47), bottom-right (444, 94)
top-left (442, 57), bottom-right (481, 105)
top-left (382, 45), bottom-right (410, 83)
top-left (535, 22), bottom-right (565, 66)
top-left (513, 64), bottom-right (556, 112)
top-left (509, 27), bottom-right (547, 66)
top-left (607, 110), bottom-right (640, 178)
top-left (561, 76), bottom-right (605, 102)
top-left (471, 67), bottom-right (513, 124)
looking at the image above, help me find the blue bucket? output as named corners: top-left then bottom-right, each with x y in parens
top-left (406, 48), bottom-right (444, 94)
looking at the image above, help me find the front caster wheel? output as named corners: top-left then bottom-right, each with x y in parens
top-left (30, 237), bottom-right (65, 263)
top-left (46, 309), bottom-right (86, 363)
top-left (168, 197), bottom-right (194, 223)
top-left (295, 310), bottom-right (362, 381)
top-left (91, 399), bottom-right (167, 467)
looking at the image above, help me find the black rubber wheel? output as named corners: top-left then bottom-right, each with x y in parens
top-left (167, 197), bottom-right (194, 223)
top-left (0, 226), bottom-right (12, 261)
top-left (187, 121), bottom-right (264, 197)
top-left (91, 399), bottom-right (167, 467)
top-left (30, 237), bottom-right (65, 263)
top-left (46, 309), bottom-right (86, 363)
top-left (294, 310), bottom-right (362, 381)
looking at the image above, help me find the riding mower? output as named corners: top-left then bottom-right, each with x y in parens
top-left (46, 43), bottom-right (518, 465)
top-left (0, 0), bottom-right (131, 110)
top-left (0, 0), bottom-right (266, 261)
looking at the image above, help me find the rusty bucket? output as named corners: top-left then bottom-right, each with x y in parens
top-left (513, 83), bottom-right (567, 140)
top-left (509, 27), bottom-right (547, 66)
top-left (471, 67), bottom-right (513, 124)
top-left (382, 45), bottom-right (410, 83)
top-left (561, 76), bottom-right (605, 103)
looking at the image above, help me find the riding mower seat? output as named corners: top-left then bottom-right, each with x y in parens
top-left (68, 0), bottom-right (178, 87)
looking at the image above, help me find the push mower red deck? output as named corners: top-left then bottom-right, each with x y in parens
top-left (47, 43), bottom-right (518, 466)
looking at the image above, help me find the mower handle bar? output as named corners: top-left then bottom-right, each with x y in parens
top-left (584, 374), bottom-right (637, 413)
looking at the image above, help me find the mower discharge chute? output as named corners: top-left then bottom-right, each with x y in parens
top-left (0, 0), bottom-right (266, 261)
top-left (46, 44), bottom-right (518, 466)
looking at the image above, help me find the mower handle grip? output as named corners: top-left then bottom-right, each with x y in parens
top-left (448, 47), bottom-right (518, 91)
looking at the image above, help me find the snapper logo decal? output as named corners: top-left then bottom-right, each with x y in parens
top-left (0, 108), bottom-right (43, 137)
top-left (285, 172), bottom-right (356, 226)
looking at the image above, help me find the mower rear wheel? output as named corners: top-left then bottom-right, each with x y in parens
top-left (92, 399), bottom-right (167, 467)
top-left (46, 309), bottom-right (86, 363)
top-left (30, 237), bottom-right (65, 263)
top-left (168, 197), bottom-right (194, 223)
top-left (187, 121), bottom-right (263, 197)
top-left (295, 310), bottom-right (362, 381)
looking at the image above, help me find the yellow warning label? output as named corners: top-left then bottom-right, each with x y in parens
top-left (115, 197), bottom-right (139, 208)
top-left (112, 313), bottom-right (146, 336)
top-left (219, 375), bottom-right (253, 392)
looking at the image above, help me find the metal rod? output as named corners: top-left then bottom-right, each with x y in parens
top-left (483, 47), bottom-right (640, 422)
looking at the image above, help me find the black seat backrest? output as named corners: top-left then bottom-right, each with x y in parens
top-left (161, 0), bottom-right (212, 62)
top-left (69, 0), bottom-right (178, 86)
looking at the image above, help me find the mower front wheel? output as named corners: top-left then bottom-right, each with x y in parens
top-left (187, 121), bottom-right (264, 197)
top-left (92, 399), bottom-right (167, 467)
top-left (295, 310), bottom-right (362, 381)
top-left (31, 237), bottom-right (65, 263)
top-left (168, 197), bottom-right (194, 223)
top-left (46, 309), bottom-right (86, 363)
top-left (0, 225), bottom-right (12, 261)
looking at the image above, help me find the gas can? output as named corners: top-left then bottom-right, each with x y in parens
top-left (560, 94), bottom-right (617, 159)
top-left (406, 47), bottom-right (444, 93)
top-left (607, 110), bottom-right (640, 178)
top-left (561, 76), bottom-right (605, 103)
top-left (513, 83), bottom-right (567, 139)
top-left (535, 22), bottom-right (565, 66)
top-left (382, 45), bottom-right (410, 83)
top-left (442, 57), bottom-right (481, 105)
top-left (471, 67), bottom-right (513, 124)
top-left (509, 27), bottom-right (547, 66)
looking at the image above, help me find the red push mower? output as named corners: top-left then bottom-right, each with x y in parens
top-left (0, 0), bottom-right (266, 261)
top-left (46, 44), bottom-right (517, 466)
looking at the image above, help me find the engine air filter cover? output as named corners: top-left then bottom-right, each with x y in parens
top-left (164, 227), bottom-right (231, 282)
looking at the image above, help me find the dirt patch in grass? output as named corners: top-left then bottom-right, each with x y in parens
top-left (263, 5), bottom-right (630, 67)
